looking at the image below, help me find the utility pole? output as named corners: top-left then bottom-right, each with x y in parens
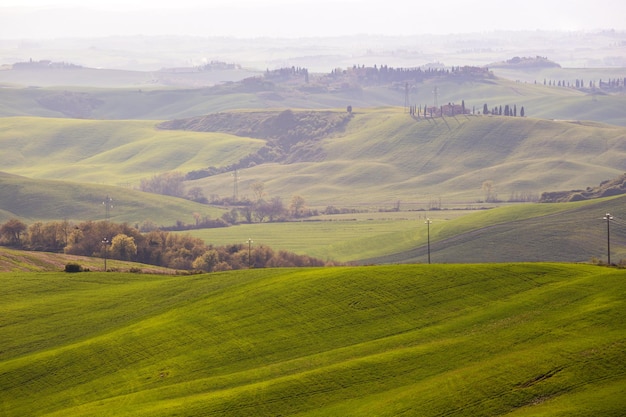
top-left (603, 213), bottom-right (613, 265)
top-left (425, 218), bottom-right (432, 264)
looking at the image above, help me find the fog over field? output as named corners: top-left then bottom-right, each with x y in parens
top-left (1, 0), bottom-right (625, 72)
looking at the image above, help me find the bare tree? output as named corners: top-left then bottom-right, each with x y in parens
top-left (289, 195), bottom-right (307, 218)
top-left (0, 218), bottom-right (27, 246)
top-left (250, 181), bottom-right (266, 202)
top-left (482, 180), bottom-right (496, 202)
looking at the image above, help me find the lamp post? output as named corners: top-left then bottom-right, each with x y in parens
top-left (246, 238), bottom-right (253, 268)
top-left (603, 213), bottom-right (613, 265)
top-left (102, 237), bottom-right (110, 271)
top-left (425, 218), bottom-right (432, 264)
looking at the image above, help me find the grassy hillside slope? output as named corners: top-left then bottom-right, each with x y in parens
top-left (0, 172), bottom-right (225, 225)
top-left (2, 109), bottom-right (625, 219)
top-left (184, 195), bottom-right (626, 264)
top-left (189, 109), bottom-right (626, 205)
top-left (1, 264), bottom-right (624, 416)
top-left (362, 194), bottom-right (626, 264)
top-left (0, 117), bottom-right (264, 186)
top-left (0, 246), bottom-right (174, 273)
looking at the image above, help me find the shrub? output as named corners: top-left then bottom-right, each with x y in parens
top-left (64, 263), bottom-right (83, 273)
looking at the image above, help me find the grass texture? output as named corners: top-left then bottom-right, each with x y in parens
top-left (0, 117), bottom-right (264, 185)
top-left (0, 263), bottom-right (624, 416)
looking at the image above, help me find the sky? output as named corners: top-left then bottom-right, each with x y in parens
top-left (2, 0), bottom-right (626, 39)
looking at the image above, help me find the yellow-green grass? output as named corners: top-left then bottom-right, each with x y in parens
top-left (189, 108), bottom-right (626, 206)
top-left (182, 209), bottom-right (473, 263)
top-left (184, 195), bottom-right (626, 264)
top-left (0, 246), bottom-right (174, 273)
top-left (3, 108), bottom-right (626, 208)
top-left (0, 172), bottom-right (225, 225)
top-left (1, 263), bottom-right (624, 416)
top-left (367, 194), bottom-right (626, 264)
top-left (0, 116), bottom-right (264, 186)
top-left (183, 218), bottom-right (422, 262)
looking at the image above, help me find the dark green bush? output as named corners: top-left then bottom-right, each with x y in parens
top-left (64, 263), bottom-right (83, 273)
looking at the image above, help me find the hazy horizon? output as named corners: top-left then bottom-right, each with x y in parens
top-left (2, 0), bottom-right (626, 39)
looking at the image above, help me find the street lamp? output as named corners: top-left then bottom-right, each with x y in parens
top-left (603, 213), bottom-right (613, 265)
top-left (425, 218), bottom-right (432, 264)
top-left (246, 238), bottom-right (253, 268)
top-left (102, 237), bottom-right (110, 271)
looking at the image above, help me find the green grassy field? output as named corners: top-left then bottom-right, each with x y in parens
top-left (0, 246), bottom-right (175, 273)
top-left (1, 263), bottom-right (624, 416)
top-left (184, 217), bottom-right (424, 262)
top-left (0, 117), bottom-right (264, 186)
top-left (1, 85), bottom-right (626, 265)
top-left (189, 109), bottom-right (626, 205)
top-left (2, 106), bottom-right (625, 208)
top-left (181, 195), bottom-right (626, 264)
top-left (0, 172), bottom-right (225, 225)
top-left (407, 195), bottom-right (626, 264)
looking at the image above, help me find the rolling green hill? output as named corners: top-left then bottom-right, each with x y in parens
top-left (0, 117), bottom-right (264, 186)
top-left (0, 246), bottom-right (174, 273)
top-left (361, 194), bottom-right (626, 264)
top-left (180, 195), bottom-right (626, 264)
top-left (1, 264), bottom-right (624, 416)
top-left (0, 171), bottom-right (225, 225)
top-left (2, 108), bottom-right (625, 221)
top-left (3, 109), bottom-right (625, 210)
top-left (187, 109), bottom-right (626, 206)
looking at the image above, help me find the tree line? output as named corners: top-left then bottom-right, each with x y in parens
top-left (0, 218), bottom-right (332, 271)
top-left (482, 103), bottom-right (525, 117)
top-left (329, 64), bottom-right (490, 86)
top-left (138, 174), bottom-right (316, 228)
top-left (538, 77), bottom-right (625, 94)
